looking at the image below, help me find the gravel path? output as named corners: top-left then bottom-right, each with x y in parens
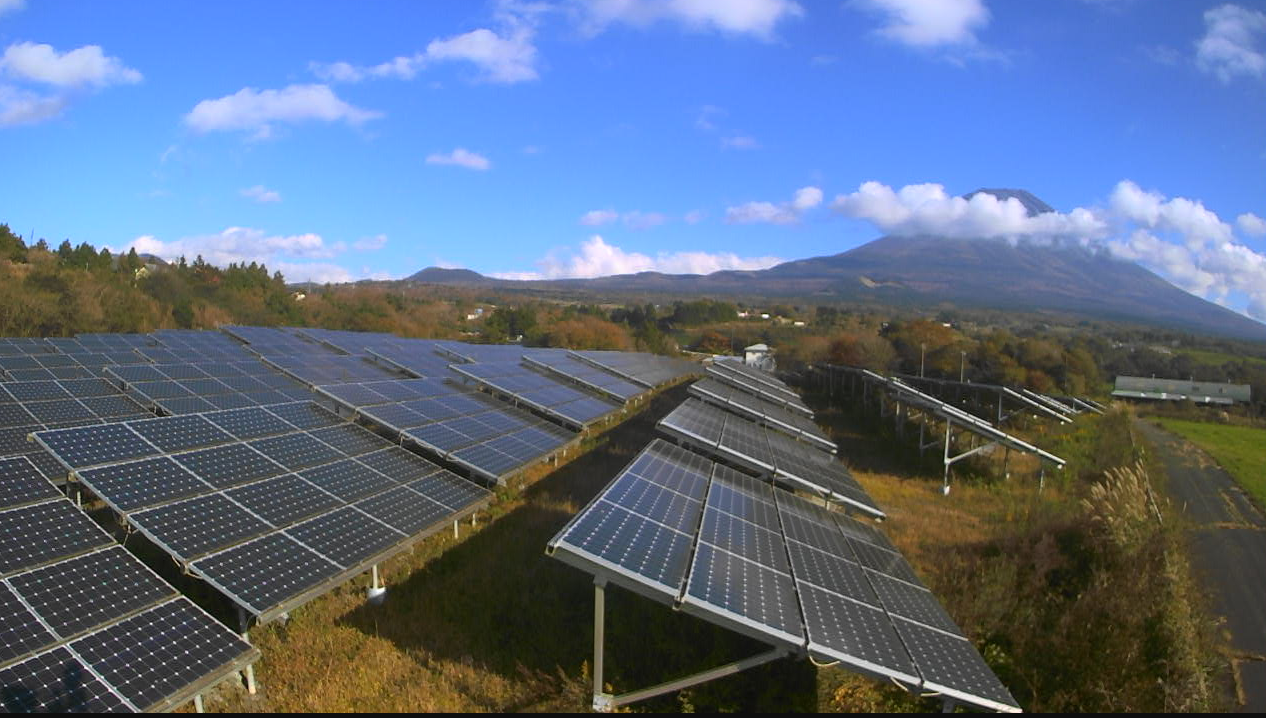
top-left (1135, 420), bottom-right (1266, 712)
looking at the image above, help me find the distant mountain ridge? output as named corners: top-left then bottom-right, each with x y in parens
top-left (404, 189), bottom-right (1266, 340)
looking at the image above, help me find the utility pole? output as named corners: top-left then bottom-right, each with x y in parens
top-left (960, 350), bottom-right (966, 383)
top-left (920, 343), bottom-right (926, 378)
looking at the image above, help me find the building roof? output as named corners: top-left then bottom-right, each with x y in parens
top-left (1113, 375), bottom-right (1252, 403)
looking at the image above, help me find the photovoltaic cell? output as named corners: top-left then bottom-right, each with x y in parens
top-left (697, 508), bottom-right (789, 574)
top-left (405, 471), bottom-right (489, 512)
top-left (127, 414), bottom-right (234, 453)
top-left (0, 646), bottom-right (132, 713)
top-left (225, 474), bottom-right (340, 528)
top-left (32, 423), bottom-right (159, 470)
top-left (69, 598), bottom-right (255, 712)
top-left (203, 406), bottom-right (294, 440)
top-left (0, 581), bottom-right (56, 665)
top-left (682, 543), bottom-right (802, 643)
top-left (890, 616), bottom-right (1018, 712)
top-left (557, 500), bottom-right (695, 598)
top-left (0, 501), bottom-right (113, 575)
top-left (285, 506), bottom-right (404, 568)
top-left (0, 456), bottom-right (61, 509)
top-left (132, 494), bottom-right (272, 561)
top-left (248, 432), bottom-right (344, 471)
top-left (264, 402), bottom-right (341, 430)
top-left (192, 533), bottom-right (340, 616)
top-left (309, 423), bottom-right (388, 457)
top-left (355, 446), bottom-right (440, 483)
top-left (172, 442), bottom-right (286, 489)
top-left (7, 546), bottom-right (176, 639)
top-left (78, 457), bottom-right (212, 513)
top-left (355, 485), bottom-right (451, 535)
top-left (798, 581), bottom-right (920, 684)
top-left (299, 458), bottom-right (396, 502)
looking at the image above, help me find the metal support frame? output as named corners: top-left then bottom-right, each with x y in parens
top-left (941, 419), bottom-right (998, 495)
top-left (367, 564), bottom-right (386, 603)
top-left (589, 580), bottom-right (788, 712)
top-left (235, 606), bottom-right (258, 695)
top-left (193, 694), bottom-right (204, 713)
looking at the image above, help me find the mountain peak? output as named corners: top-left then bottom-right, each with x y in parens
top-left (962, 188), bottom-right (1054, 217)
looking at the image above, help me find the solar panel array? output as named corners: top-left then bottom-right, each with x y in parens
top-left (451, 361), bottom-right (623, 427)
top-left (707, 361), bottom-right (813, 417)
top-left (318, 381), bottom-right (579, 483)
top-left (571, 350), bottom-right (698, 389)
top-left (31, 402), bottom-right (491, 623)
top-left (659, 398), bottom-right (882, 518)
top-left (690, 376), bottom-right (835, 452)
top-left (548, 440), bottom-right (1019, 713)
top-left (523, 353), bottom-right (646, 402)
top-left (0, 455), bottom-right (258, 712)
top-left (104, 360), bottom-right (311, 415)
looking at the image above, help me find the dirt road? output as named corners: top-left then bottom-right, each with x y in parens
top-left (1135, 420), bottom-right (1266, 712)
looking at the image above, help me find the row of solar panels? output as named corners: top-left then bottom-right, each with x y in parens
top-left (689, 376), bottom-right (835, 452)
top-left (30, 402), bottom-right (492, 625)
top-left (548, 438), bottom-right (1019, 713)
top-left (0, 455), bottom-right (258, 712)
top-left (660, 399), bottom-right (881, 518)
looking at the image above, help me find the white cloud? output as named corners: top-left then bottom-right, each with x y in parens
top-left (184, 84), bottom-right (380, 138)
top-left (580, 209), bottom-right (619, 226)
top-left (1109, 180), bottom-right (1232, 249)
top-left (240, 185), bottom-right (281, 203)
top-left (0, 85), bottom-right (66, 126)
top-left (118, 227), bottom-right (346, 269)
top-left (684, 209), bottom-right (707, 224)
top-left (726, 185), bottom-right (822, 225)
top-left (854, 0), bottom-right (990, 47)
top-left (353, 234), bottom-right (388, 251)
top-left (0, 0), bottom-right (23, 17)
top-left (1, 42), bottom-right (141, 87)
top-left (1238, 212), bottom-right (1266, 237)
top-left (581, 209), bottom-right (669, 229)
top-left (830, 181), bottom-right (1109, 241)
top-left (273, 262), bottom-right (355, 284)
top-left (312, 1), bottom-right (541, 85)
top-left (576, 0), bottom-right (804, 39)
top-left (1197, 3), bottom-right (1266, 83)
top-left (426, 147), bottom-right (491, 170)
top-left (491, 235), bottom-right (784, 279)
top-left (721, 134), bottom-right (759, 149)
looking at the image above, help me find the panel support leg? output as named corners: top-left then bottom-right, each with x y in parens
top-left (368, 564), bottom-right (386, 603)
top-left (593, 579), bottom-right (607, 711)
top-left (942, 420), bottom-right (953, 495)
top-left (453, 519), bottom-right (459, 539)
top-left (243, 663), bottom-right (257, 695)
top-left (193, 693), bottom-right (204, 713)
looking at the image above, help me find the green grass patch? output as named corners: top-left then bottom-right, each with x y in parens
top-left (1155, 418), bottom-right (1266, 508)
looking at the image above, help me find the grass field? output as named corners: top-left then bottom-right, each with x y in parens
top-left (1155, 418), bottom-right (1266, 509)
top-left (1177, 348), bottom-right (1266, 370)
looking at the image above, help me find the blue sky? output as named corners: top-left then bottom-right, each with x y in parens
top-left (1, 0), bottom-right (1265, 317)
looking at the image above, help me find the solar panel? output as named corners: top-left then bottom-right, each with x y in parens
top-left (298, 458), bottom-right (398, 502)
top-left (21, 400), bottom-right (97, 428)
top-left (68, 597), bottom-right (255, 712)
top-left (285, 506), bottom-right (404, 568)
top-left (172, 442), bottom-right (287, 489)
top-left (79, 395), bottom-right (149, 419)
top-left (248, 432), bottom-right (344, 470)
top-left (356, 446), bottom-right (441, 483)
top-left (191, 533), bottom-right (341, 617)
top-left (31, 423), bottom-right (159, 470)
top-left (0, 646), bottom-right (132, 712)
top-left (0, 581), bottom-right (56, 664)
top-left (225, 474), bottom-right (341, 527)
top-left (549, 436), bottom-right (1020, 713)
top-left (309, 423), bottom-right (389, 457)
top-left (131, 493), bottom-right (272, 561)
top-left (6, 546), bottom-right (176, 639)
top-left (78, 456), bottom-right (212, 513)
top-left (0, 501), bottom-right (113, 574)
top-left (3, 381), bottom-right (72, 402)
top-left (0, 455), bottom-right (62, 509)
top-left (203, 406), bottom-right (294, 440)
top-left (265, 401), bottom-right (341, 430)
top-left (355, 485), bottom-right (451, 535)
top-left (405, 470), bottom-right (489, 512)
top-left (127, 414), bottom-right (234, 453)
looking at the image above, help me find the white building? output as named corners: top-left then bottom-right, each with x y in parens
top-left (744, 343), bottom-right (774, 371)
